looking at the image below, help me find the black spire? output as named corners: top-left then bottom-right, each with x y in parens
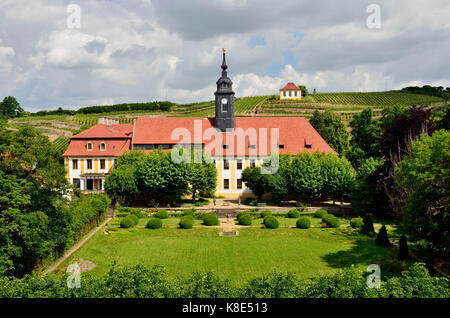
top-left (221, 49), bottom-right (228, 74)
top-left (214, 48), bottom-right (235, 132)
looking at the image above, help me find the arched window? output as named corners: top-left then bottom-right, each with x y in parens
top-left (100, 142), bottom-right (106, 151)
top-left (87, 142), bottom-right (93, 150)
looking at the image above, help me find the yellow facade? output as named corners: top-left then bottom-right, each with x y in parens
top-left (280, 90), bottom-right (301, 100)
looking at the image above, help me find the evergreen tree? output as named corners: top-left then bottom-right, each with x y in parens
top-left (361, 213), bottom-right (375, 236)
top-left (375, 225), bottom-right (391, 247)
top-left (399, 234), bottom-right (410, 260)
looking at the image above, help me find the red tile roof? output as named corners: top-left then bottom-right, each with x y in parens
top-left (280, 82), bottom-right (300, 91)
top-left (71, 124), bottom-right (133, 139)
top-left (133, 117), bottom-right (336, 156)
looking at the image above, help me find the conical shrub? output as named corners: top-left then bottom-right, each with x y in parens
top-left (375, 225), bottom-right (391, 247)
top-left (399, 234), bottom-right (409, 260)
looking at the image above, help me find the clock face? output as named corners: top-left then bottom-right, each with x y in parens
top-left (221, 98), bottom-right (228, 104)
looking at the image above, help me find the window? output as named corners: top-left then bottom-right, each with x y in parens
top-left (87, 159), bottom-right (92, 170)
top-left (250, 159), bottom-right (256, 168)
top-left (221, 83), bottom-right (227, 88)
top-left (223, 159), bottom-right (229, 170)
top-left (221, 98), bottom-right (228, 112)
top-left (283, 91), bottom-right (286, 97)
top-left (248, 144), bottom-right (256, 149)
top-left (236, 159), bottom-right (242, 170)
top-left (100, 159), bottom-right (106, 170)
top-left (278, 144), bottom-right (285, 149)
top-left (222, 144), bottom-right (229, 149)
top-left (72, 159), bottom-right (78, 170)
top-left (100, 142), bottom-right (106, 151)
top-left (289, 91), bottom-right (292, 97)
top-left (223, 179), bottom-right (229, 190)
top-left (73, 178), bottom-right (80, 189)
top-left (294, 91), bottom-right (298, 96)
top-left (237, 179), bottom-right (242, 189)
top-left (87, 142), bottom-right (93, 150)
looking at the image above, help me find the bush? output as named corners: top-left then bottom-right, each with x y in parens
top-left (203, 212), bottom-right (219, 226)
top-left (350, 217), bottom-right (364, 229)
top-left (322, 214), bottom-right (340, 228)
top-left (238, 214), bottom-right (252, 226)
top-left (183, 209), bottom-right (195, 217)
top-left (179, 216), bottom-right (194, 229)
top-left (155, 210), bottom-right (169, 219)
top-left (264, 216), bottom-right (279, 229)
top-left (376, 225), bottom-right (391, 247)
top-left (362, 213), bottom-right (375, 235)
top-left (146, 218), bottom-right (163, 229)
top-left (117, 206), bottom-right (142, 218)
top-left (237, 211), bottom-right (249, 221)
top-left (296, 217), bottom-right (311, 229)
top-left (260, 210), bottom-right (272, 218)
top-left (314, 209), bottom-right (328, 218)
top-left (120, 216), bottom-right (136, 229)
top-left (399, 234), bottom-right (409, 260)
top-left (288, 209), bottom-right (300, 218)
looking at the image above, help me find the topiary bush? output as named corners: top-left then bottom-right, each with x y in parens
top-left (322, 214), bottom-right (340, 228)
top-left (203, 212), bottom-right (219, 226)
top-left (238, 214), bottom-right (252, 226)
top-left (120, 216), bottom-right (135, 228)
top-left (130, 209), bottom-right (143, 219)
top-left (183, 209), bottom-right (195, 217)
top-left (314, 209), bottom-right (327, 218)
top-left (155, 210), bottom-right (169, 219)
top-left (179, 216), bottom-right (194, 229)
top-left (296, 217), bottom-right (311, 229)
top-left (288, 209), bottom-right (300, 218)
top-left (362, 213), bottom-right (375, 235)
top-left (350, 217), bottom-right (364, 229)
top-left (260, 210), bottom-right (272, 218)
top-left (146, 218), bottom-right (163, 229)
top-left (375, 225), bottom-right (391, 247)
top-left (263, 216), bottom-right (279, 229)
top-left (399, 234), bottom-right (409, 260)
top-left (128, 214), bottom-right (139, 226)
top-left (237, 211), bottom-right (250, 221)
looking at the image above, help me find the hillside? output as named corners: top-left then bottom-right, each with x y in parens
top-left (9, 91), bottom-right (444, 148)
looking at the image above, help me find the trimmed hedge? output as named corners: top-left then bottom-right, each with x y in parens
top-left (322, 214), bottom-right (340, 228)
top-left (288, 209), bottom-right (300, 218)
top-left (263, 216), bottom-right (279, 229)
top-left (238, 214), bottom-right (252, 226)
top-left (120, 216), bottom-right (136, 229)
top-left (203, 212), bottom-right (219, 226)
top-left (260, 210), bottom-right (272, 218)
top-left (314, 209), bottom-right (328, 218)
top-left (155, 210), bottom-right (169, 219)
top-left (350, 217), bottom-right (364, 229)
top-left (179, 216), bottom-right (194, 229)
top-left (146, 218), bottom-right (163, 229)
top-left (183, 209), bottom-right (195, 217)
top-left (296, 217), bottom-right (311, 229)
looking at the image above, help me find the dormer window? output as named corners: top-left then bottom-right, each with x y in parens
top-left (222, 144), bottom-right (229, 149)
top-left (100, 142), bottom-right (106, 151)
top-left (279, 144), bottom-right (285, 149)
top-left (249, 144), bottom-right (256, 149)
top-left (87, 142), bottom-right (93, 151)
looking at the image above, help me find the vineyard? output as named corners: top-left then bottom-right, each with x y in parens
top-left (9, 91), bottom-right (445, 138)
top-left (52, 136), bottom-right (70, 154)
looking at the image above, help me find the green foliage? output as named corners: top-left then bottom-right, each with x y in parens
top-left (105, 164), bottom-right (139, 203)
top-left (260, 210), bottom-right (272, 218)
top-left (350, 217), bottom-right (364, 229)
top-left (296, 217), bottom-right (311, 229)
top-left (179, 216), bottom-right (194, 229)
top-left (203, 212), bottom-right (219, 226)
top-left (238, 214), bottom-right (252, 226)
top-left (183, 209), bottom-right (195, 217)
top-left (375, 225), bottom-right (391, 247)
top-left (322, 214), bottom-right (340, 228)
top-left (154, 210), bottom-right (169, 219)
top-left (310, 110), bottom-right (349, 154)
top-left (146, 218), bottom-right (163, 229)
top-left (241, 167), bottom-right (269, 201)
top-left (120, 216), bottom-right (136, 229)
top-left (314, 209), bottom-right (328, 218)
top-left (361, 213), bottom-right (375, 236)
top-left (0, 96), bottom-right (24, 118)
top-left (287, 209), bottom-right (300, 218)
top-left (399, 234), bottom-right (409, 260)
top-left (188, 154), bottom-right (217, 201)
top-left (395, 130), bottom-right (450, 256)
top-left (263, 216), bottom-right (279, 229)
top-left (349, 109), bottom-right (380, 161)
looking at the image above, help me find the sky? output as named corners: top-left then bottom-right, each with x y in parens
top-left (0, 0), bottom-right (449, 112)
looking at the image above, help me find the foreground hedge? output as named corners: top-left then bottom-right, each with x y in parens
top-left (0, 263), bottom-right (447, 298)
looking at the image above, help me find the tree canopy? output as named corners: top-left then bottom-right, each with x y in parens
top-left (310, 110), bottom-right (349, 155)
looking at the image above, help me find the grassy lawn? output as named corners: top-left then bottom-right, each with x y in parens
top-left (58, 215), bottom-right (393, 282)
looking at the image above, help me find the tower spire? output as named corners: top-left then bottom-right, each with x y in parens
top-left (221, 47), bottom-right (228, 73)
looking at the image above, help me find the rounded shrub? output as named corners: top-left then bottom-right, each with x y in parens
top-left (120, 216), bottom-right (135, 229)
top-left (322, 214), bottom-right (340, 228)
top-left (296, 217), bottom-right (311, 229)
top-left (263, 216), bottom-right (279, 229)
top-left (350, 217), bottom-right (364, 229)
top-left (203, 212), bottom-right (219, 226)
top-left (314, 209), bottom-right (328, 218)
top-left (288, 209), bottom-right (300, 218)
top-left (155, 210), bottom-right (169, 219)
top-left (237, 211), bottom-right (249, 221)
top-left (130, 209), bottom-right (143, 219)
top-left (260, 210), bottom-right (272, 218)
top-left (183, 209), bottom-right (195, 217)
top-left (128, 214), bottom-right (139, 226)
top-left (179, 216), bottom-right (194, 229)
top-left (238, 214), bottom-right (252, 226)
top-left (146, 218), bottom-right (163, 229)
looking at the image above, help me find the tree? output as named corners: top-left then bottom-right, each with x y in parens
top-left (319, 153), bottom-right (355, 204)
top-left (395, 130), bottom-right (450, 256)
top-left (0, 96), bottom-right (24, 118)
top-left (104, 165), bottom-right (139, 203)
top-left (361, 213), bottom-right (375, 236)
top-left (189, 158), bottom-right (217, 201)
top-left (349, 109), bottom-right (380, 159)
top-left (399, 234), bottom-right (409, 260)
top-left (241, 167), bottom-right (269, 202)
top-left (309, 110), bottom-right (349, 155)
top-left (298, 85), bottom-right (308, 97)
top-left (375, 225), bottom-right (391, 247)
top-left (263, 153), bottom-right (291, 203)
top-left (289, 152), bottom-right (323, 200)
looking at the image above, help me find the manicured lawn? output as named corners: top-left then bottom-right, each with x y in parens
top-left (59, 216), bottom-right (392, 282)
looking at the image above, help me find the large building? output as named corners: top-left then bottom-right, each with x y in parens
top-left (63, 49), bottom-right (335, 198)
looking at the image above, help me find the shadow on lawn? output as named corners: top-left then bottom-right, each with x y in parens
top-left (321, 237), bottom-right (389, 269)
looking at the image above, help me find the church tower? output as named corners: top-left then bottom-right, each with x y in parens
top-left (214, 48), bottom-right (235, 132)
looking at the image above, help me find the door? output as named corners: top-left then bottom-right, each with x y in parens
top-left (86, 179), bottom-right (93, 190)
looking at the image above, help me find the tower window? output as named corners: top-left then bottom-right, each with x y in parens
top-left (221, 83), bottom-right (227, 88)
top-left (221, 98), bottom-right (228, 112)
